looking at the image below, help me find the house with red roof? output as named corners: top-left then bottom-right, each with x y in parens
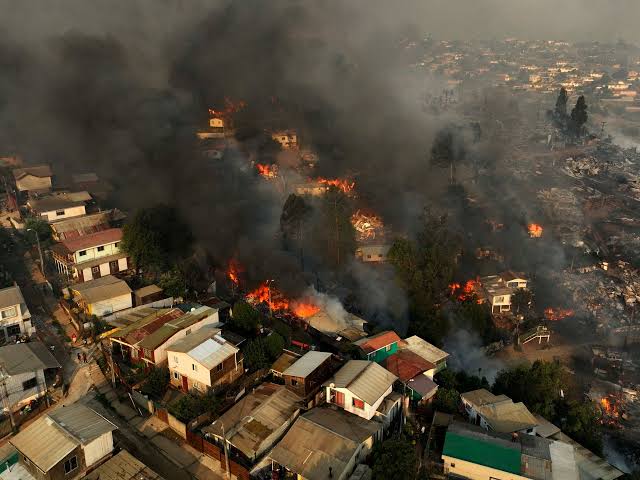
top-left (353, 330), bottom-right (402, 363)
top-left (51, 228), bottom-right (129, 282)
top-left (383, 349), bottom-right (439, 404)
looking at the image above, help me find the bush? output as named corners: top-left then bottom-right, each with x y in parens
top-left (140, 367), bottom-right (169, 399)
top-left (169, 392), bottom-right (219, 423)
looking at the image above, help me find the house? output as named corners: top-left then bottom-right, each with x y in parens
top-left (383, 350), bottom-right (438, 403)
top-left (167, 324), bottom-right (243, 393)
top-left (49, 209), bottom-right (124, 241)
top-left (10, 403), bottom-right (117, 480)
top-left (202, 383), bottom-right (302, 464)
top-left (282, 351), bottom-right (334, 400)
top-left (70, 275), bottom-right (132, 317)
top-left (271, 129), bottom-right (298, 149)
top-left (27, 193), bottom-right (89, 223)
top-left (461, 389), bottom-right (538, 435)
top-left (401, 335), bottom-right (449, 373)
top-left (0, 342), bottom-right (60, 412)
top-left (476, 272), bottom-right (528, 314)
top-left (133, 284), bottom-right (164, 306)
top-left (270, 351), bottom-right (300, 378)
top-left (83, 450), bottom-right (164, 480)
top-left (323, 360), bottom-right (397, 422)
top-left (353, 331), bottom-right (401, 363)
top-left (0, 284), bottom-right (34, 341)
top-left (51, 228), bottom-right (129, 282)
top-left (12, 165), bottom-right (52, 193)
top-left (269, 407), bottom-right (381, 480)
top-left (305, 310), bottom-right (368, 338)
top-left (442, 421), bottom-right (579, 480)
top-left (355, 244), bottom-right (391, 263)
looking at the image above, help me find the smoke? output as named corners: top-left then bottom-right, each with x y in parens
top-left (443, 329), bottom-right (504, 382)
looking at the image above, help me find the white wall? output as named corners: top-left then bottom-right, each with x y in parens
top-left (169, 351), bottom-right (213, 387)
top-left (73, 241), bottom-right (121, 264)
top-left (151, 311), bottom-right (220, 365)
top-left (1, 370), bottom-right (46, 411)
top-left (80, 257), bottom-right (127, 282)
top-left (90, 293), bottom-right (132, 317)
top-left (325, 384), bottom-right (392, 421)
top-left (117, 258), bottom-right (128, 271)
top-left (83, 432), bottom-right (114, 468)
top-left (41, 205), bottom-right (86, 222)
top-left (443, 456), bottom-right (529, 480)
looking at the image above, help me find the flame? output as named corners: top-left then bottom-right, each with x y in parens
top-left (256, 163), bottom-right (277, 178)
top-left (544, 307), bottom-right (574, 321)
top-left (449, 279), bottom-right (481, 302)
top-left (227, 259), bottom-right (241, 285)
top-left (600, 395), bottom-right (619, 420)
top-left (246, 282), bottom-right (321, 318)
top-left (208, 97), bottom-right (247, 118)
top-left (316, 177), bottom-right (355, 194)
top-left (528, 223), bottom-right (543, 238)
top-left (291, 301), bottom-right (321, 318)
top-left (351, 210), bottom-right (384, 241)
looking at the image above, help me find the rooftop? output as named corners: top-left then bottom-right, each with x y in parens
top-left (137, 306), bottom-right (219, 351)
top-left (134, 284), bottom-right (163, 298)
top-left (116, 308), bottom-right (184, 346)
top-left (12, 165), bottom-right (52, 180)
top-left (402, 335), bottom-right (449, 365)
top-left (53, 228), bottom-right (122, 255)
top-left (461, 388), bottom-right (510, 408)
top-left (72, 275), bottom-right (132, 304)
top-left (0, 285), bottom-right (25, 310)
top-left (353, 330), bottom-right (401, 354)
top-left (0, 342), bottom-right (60, 376)
top-left (83, 450), bottom-right (164, 480)
top-left (168, 325), bottom-right (238, 369)
top-left (49, 210), bottom-right (113, 239)
top-left (283, 351), bottom-right (332, 378)
top-left (323, 360), bottom-right (396, 406)
top-left (271, 351), bottom-right (300, 375)
top-left (28, 195), bottom-right (85, 213)
top-left (383, 350), bottom-right (436, 381)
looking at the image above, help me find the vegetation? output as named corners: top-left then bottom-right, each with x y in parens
top-left (242, 332), bottom-right (285, 371)
top-left (230, 300), bottom-right (263, 336)
top-left (24, 216), bottom-right (52, 244)
top-left (157, 267), bottom-right (188, 298)
top-left (554, 87), bottom-right (568, 119)
top-left (433, 388), bottom-right (461, 414)
top-left (570, 95), bottom-right (588, 137)
top-left (430, 126), bottom-right (466, 184)
top-left (121, 204), bottom-right (194, 274)
top-left (312, 187), bottom-right (356, 268)
top-left (140, 367), bottom-right (169, 400)
top-left (371, 436), bottom-right (417, 480)
top-left (169, 392), bottom-right (219, 423)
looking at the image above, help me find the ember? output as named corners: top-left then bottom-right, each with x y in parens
top-left (351, 210), bottom-right (384, 241)
top-left (316, 177), bottom-right (355, 194)
top-left (227, 259), bottom-right (241, 285)
top-left (256, 163), bottom-right (277, 178)
top-left (449, 279), bottom-right (481, 302)
top-left (528, 223), bottom-right (543, 238)
top-left (544, 307), bottom-right (574, 321)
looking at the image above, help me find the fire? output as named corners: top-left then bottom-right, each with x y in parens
top-left (316, 177), bottom-right (356, 194)
top-left (528, 223), bottom-right (543, 238)
top-left (351, 210), bottom-right (384, 241)
top-left (246, 282), bottom-right (321, 319)
top-left (544, 307), bottom-right (574, 321)
top-left (227, 259), bottom-right (241, 285)
top-left (599, 395), bottom-right (621, 426)
top-left (291, 301), bottom-right (321, 318)
top-left (449, 279), bottom-right (481, 302)
top-left (208, 97), bottom-right (247, 117)
top-left (256, 163), bottom-right (277, 178)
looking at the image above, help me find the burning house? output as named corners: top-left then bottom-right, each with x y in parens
top-left (472, 272), bottom-right (528, 314)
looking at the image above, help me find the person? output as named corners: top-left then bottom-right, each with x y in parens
top-left (82, 352), bottom-right (87, 363)
top-left (77, 352), bottom-right (81, 362)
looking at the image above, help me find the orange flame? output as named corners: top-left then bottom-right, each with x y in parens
top-left (449, 279), bottom-right (481, 303)
top-left (600, 396), bottom-right (619, 417)
top-left (256, 163), bottom-right (277, 178)
top-left (544, 307), bottom-right (574, 321)
top-left (528, 223), bottom-right (543, 238)
top-left (208, 97), bottom-right (247, 118)
top-left (351, 210), bottom-right (384, 241)
top-left (227, 259), bottom-right (241, 285)
top-left (316, 177), bottom-right (356, 194)
top-left (291, 301), bottom-right (321, 318)
top-left (246, 282), bottom-right (321, 318)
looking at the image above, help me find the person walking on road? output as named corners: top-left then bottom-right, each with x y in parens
top-left (82, 352), bottom-right (87, 363)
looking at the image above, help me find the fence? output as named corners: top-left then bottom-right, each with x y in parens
top-left (167, 412), bottom-right (187, 439)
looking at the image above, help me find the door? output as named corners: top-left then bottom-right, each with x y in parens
top-left (182, 375), bottom-right (189, 392)
top-left (91, 265), bottom-right (101, 279)
top-left (335, 390), bottom-right (345, 407)
top-left (109, 260), bottom-right (119, 274)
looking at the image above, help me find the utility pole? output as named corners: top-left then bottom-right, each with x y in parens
top-left (220, 421), bottom-right (231, 480)
top-left (26, 228), bottom-right (44, 276)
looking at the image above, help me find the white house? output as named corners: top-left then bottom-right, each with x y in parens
top-left (323, 360), bottom-right (397, 421)
top-left (12, 165), bottom-right (52, 193)
top-left (477, 272), bottom-right (528, 314)
top-left (27, 192), bottom-right (90, 223)
top-left (0, 342), bottom-right (60, 412)
top-left (70, 275), bottom-right (132, 317)
top-left (461, 389), bottom-right (538, 435)
top-left (0, 284), bottom-right (34, 341)
top-left (51, 228), bottom-right (129, 282)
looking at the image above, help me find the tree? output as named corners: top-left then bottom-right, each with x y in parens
top-left (313, 187), bottom-right (355, 267)
top-left (121, 205), bottom-right (194, 274)
top-left (555, 87), bottom-right (568, 119)
top-left (230, 300), bottom-right (262, 336)
top-left (570, 96), bottom-right (588, 137)
top-left (561, 401), bottom-right (603, 455)
top-left (431, 126), bottom-right (466, 184)
top-left (24, 216), bottom-right (51, 244)
top-left (452, 300), bottom-right (496, 344)
top-left (169, 392), bottom-right (220, 423)
top-left (280, 194), bottom-right (311, 257)
top-left (433, 388), bottom-right (460, 414)
top-left (140, 367), bottom-right (169, 399)
top-left (371, 436), bottom-right (417, 480)
top-left (242, 333), bottom-right (284, 371)
top-left (157, 268), bottom-right (187, 298)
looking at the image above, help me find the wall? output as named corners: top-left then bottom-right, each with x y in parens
top-left (168, 351), bottom-right (214, 387)
top-left (442, 455), bottom-right (529, 480)
top-left (83, 432), bottom-right (114, 468)
top-left (41, 205), bottom-right (86, 222)
top-left (89, 293), bottom-right (133, 317)
top-left (2, 370), bottom-right (47, 411)
top-left (168, 412), bottom-right (188, 439)
top-left (326, 385), bottom-right (392, 421)
top-left (16, 175), bottom-right (51, 192)
top-left (152, 312), bottom-right (220, 365)
top-left (73, 241), bottom-right (121, 264)
top-left (367, 342), bottom-right (398, 363)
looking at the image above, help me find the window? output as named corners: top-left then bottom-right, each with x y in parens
top-left (291, 378), bottom-right (298, 386)
top-left (64, 456), bottom-right (78, 475)
top-left (114, 242), bottom-right (119, 248)
top-left (22, 377), bottom-right (37, 390)
top-left (173, 371), bottom-right (180, 380)
top-left (1, 307), bottom-right (17, 319)
top-left (79, 250), bottom-right (87, 257)
top-left (185, 329), bottom-right (191, 335)
top-left (97, 245), bottom-right (105, 252)
top-left (192, 364), bottom-right (197, 372)
top-left (385, 345), bottom-right (392, 351)
top-left (352, 398), bottom-right (365, 409)
top-left (216, 363), bottom-right (224, 372)
top-left (56, 210), bottom-right (65, 216)
top-left (6, 325), bottom-right (21, 337)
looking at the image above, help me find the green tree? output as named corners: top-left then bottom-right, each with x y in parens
top-left (371, 436), bottom-right (417, 480)
top-left (24, 216), bottom-right (52, 244)
top-left (230, 300), bottom-right (262, 336)
top-left (140, 367), bottom-right (169, 399)
top-left (313, 187), bottom-right (355, 267)
top-left (570, 95), bottom-right (588, 137)
top-left (169, 392), bottom-right (220, 423)
top-left (242, 333), bottom-right (284, 371)
top-left (121, 205), bottom-right (194, 273)
top-left (157, 268), bottom-right (188, 298)
top-left (558, 400), bottom-right (602, 455)
top-left (555, 87), bottom-right (568, 119)
top-left (453, 300), bottom-right (496, 344)
top-left (433, 388), bottom-right (460, 414)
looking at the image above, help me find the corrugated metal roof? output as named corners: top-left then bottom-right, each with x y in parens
top-left (323, 360), bottom-right (396, 406)
top-left (402, 335), bottom-right (449, 364)
top-left (353, 331), bottom-right (401, 354)
top-left (10, 404), bottom-right (116, 473)
top-left (477, 401), bottom-right (538, 433)
top-left (383, 350), bottom-right (435, 381)
top-left (137, 307), bottom-right (217, 350)
top-left (167, 325), bottom-right (221, 353)
top-left (283, 351), bottom-right (332, 378)
top-left (202, 383), bottom-right (301, 459)
top-left (83, 450), bottom-right (164, 480)
top-left (461, 389), bottom-right (510, 408)
top-left (0, 285), bottom-right (24, 310)
top-left (13, 165), bottom-right (52, 180)
top-left (0, 342), bottom-right (60, 375)
top-left (72, 275), bottom-right (131, 304)
top-left (188, 336), bottom-right (238, 370)
top-left (271, 352), bottom-right (300, 375)
top-left (268, 408), bottom-right (379, 480)
top-left (57, 228), bottom-right (122, 254)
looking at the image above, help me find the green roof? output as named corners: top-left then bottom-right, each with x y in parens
top-left (443, 432), bottom-right (521, 474)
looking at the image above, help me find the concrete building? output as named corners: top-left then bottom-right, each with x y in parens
top-left (0, 342), bottom-right (59, 412)
top-left (70, 275), bottom-right (132, 317)
top-left (10, 403), bottom-right (117, 480)
top-left (269, 408), bottom-right (381, 480)
top-left (51, 228), bottom-right (128, 282)
top-left (167, 324), bottom-right (243, 393)
top-left (0, 284), bottom-right (34, 341)
top-left (323, 360), bottom-right (397, 422)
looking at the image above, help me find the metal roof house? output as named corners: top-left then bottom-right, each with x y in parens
top-left (461, 389), bottom-right (539, 435)
top-left (70, 275), bottom-right (132, 317)
top-left (0, 284), bottom-right (34, 341)
top-left (282, 351), bottom-right (334, 401)
top-left (269, 407), bottom-right (381, 480)
top-left (353, 331), bottom-right (401, 363)
top-left (401, 335), bottom-right (449, 372)
top-left (10, 403), bottom-right (117, 480)
top-left (83, 450), bottom-right (164, 480)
